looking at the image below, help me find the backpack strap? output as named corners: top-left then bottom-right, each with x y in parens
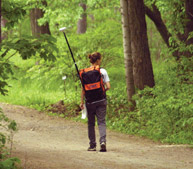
top-left (98, 67), bottom-right (106, 94)
top-left (79, 69), bottom-right (86, 92)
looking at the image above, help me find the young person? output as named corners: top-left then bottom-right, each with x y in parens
top-left (80, 52), bottom-right (110, 152)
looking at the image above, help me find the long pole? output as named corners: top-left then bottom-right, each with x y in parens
top-left (62, 32), bottom-right (80, 75)
top-left (61, 30), bottom-right (85, 90)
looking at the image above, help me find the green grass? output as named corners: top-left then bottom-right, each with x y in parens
top-left (0, 75), bottom-right (80, 111)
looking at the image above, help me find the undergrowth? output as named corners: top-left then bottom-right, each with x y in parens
top-left (106, 58), bottom-right (193, 144)
top-left (0, 108), bottom-right (21, 169)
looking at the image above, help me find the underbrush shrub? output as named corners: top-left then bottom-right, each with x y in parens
top-left (0, 108), bottom-right (20, 168)
top-left (134, 83), bottom-right (193, 144)
top-left (106, 58), bottom-right (193, 144)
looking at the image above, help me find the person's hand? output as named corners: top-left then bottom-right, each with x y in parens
top-left (80, 103), bottom-right (84, 110)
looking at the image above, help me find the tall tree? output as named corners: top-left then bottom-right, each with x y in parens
top-left (0, 0), bottom-right (1, 43)
top-left (145, 0), bottom-right (193, 59)
top-left (183, 0), bottom-right (193, 58)
top-left (30, 0), bottom-right (51, 36)
top-left (120, 0), bottom-right (135, 110)
top-left (77, 3), bottom-right (87, 34)
top-left (1, 16), bottom-right (7, 40)
top-left (128, 0), bottom-right (155, 90)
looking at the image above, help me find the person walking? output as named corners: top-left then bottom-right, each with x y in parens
top-left (80, 52), bottom-right (110, 152)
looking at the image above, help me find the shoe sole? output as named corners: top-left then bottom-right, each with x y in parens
top-left (87, 148), bottom-right (96, 151)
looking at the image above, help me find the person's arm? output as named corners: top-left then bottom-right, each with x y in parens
top-left (80, 88), bottom-right (85, 109)
top-left (101, 68), bottom-right (110, 91)
top-left (105, 81), bottom-right (111, 91)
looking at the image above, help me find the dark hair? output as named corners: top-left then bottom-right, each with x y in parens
top-left (88, 52), bottom-right (102, 64)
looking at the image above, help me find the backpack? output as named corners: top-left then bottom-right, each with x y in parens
top-left (79, 65), bottom-right (106, 103)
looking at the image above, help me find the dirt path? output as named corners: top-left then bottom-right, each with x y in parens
top-left (0, 103), bottom-right (192, 169)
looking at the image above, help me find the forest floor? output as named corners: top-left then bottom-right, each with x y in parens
top-left (0, 103), bottom-right (193, 169)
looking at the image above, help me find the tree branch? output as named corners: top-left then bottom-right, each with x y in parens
top-left (1, 49), bottom-right (9, 58)
top-left (5, 51), bottom-right (18, 62)
top-left (145, 4), bottom-right (181, 60)
top-left (145, 4), bottom-right (171, 47)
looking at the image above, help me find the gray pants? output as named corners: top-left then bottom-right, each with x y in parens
top-left (86, 100), bottom-right (107, 146)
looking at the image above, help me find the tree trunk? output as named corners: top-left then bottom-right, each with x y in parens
top-left (0, 0), bottom-right (1, 44)
top-left (128, 0), bottom-right (155, 90)
top-left (77, 3), bottom-right (87, 34)
top-left (30, 1), bottom-right (51, 36)
top-left (1, 17), bottom-right (7, 40)
top-left (120, 0), bottom-right (135, 110)
top-left (184, 0), bottom-right (193, 57)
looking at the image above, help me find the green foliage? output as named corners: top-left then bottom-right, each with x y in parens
top-left (145, 0), bottom-right (193, 57)
top-left (87, 0), bottom-right (120, 10)
top-left (0, 58), bottom-right (13, 95)
top-left (35, 0), bottom-right (84, 31)
top-left (0, 34), bottom-right (58, 96)
top-left (155, 0), bottom-right (186, 34)
top-left (58, 19), bottom-right (123, 69)
top-left (0, 108), bottom-right (19, 168)
top-left (1, 35), bottom-right (58, 61)
top-left (2, 0), bottom-right (27, 28)
top-left (0, 157), bottom-right (21, 169)
top-left (132, 64), bottom-right (193, 144)
top-left (145, 0), bottom-right (186, 34)
top-left (11, 10), bottom-right (123, 101)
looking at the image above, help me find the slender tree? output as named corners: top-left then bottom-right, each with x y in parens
top-left (128, 0), bottom-right (155, 90)
top-left (0, 0), bottom-right (1, 44)
top-left (184, 0), bottom-right (193, 58)
top-left (30, 0), bottom-right (51, 36)
top-left (77, 3), bottom-right (87, 34)
top-left (1, 17), bottom-right (7, 40)
top-left (120, 0), bottom-right (135, 110)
